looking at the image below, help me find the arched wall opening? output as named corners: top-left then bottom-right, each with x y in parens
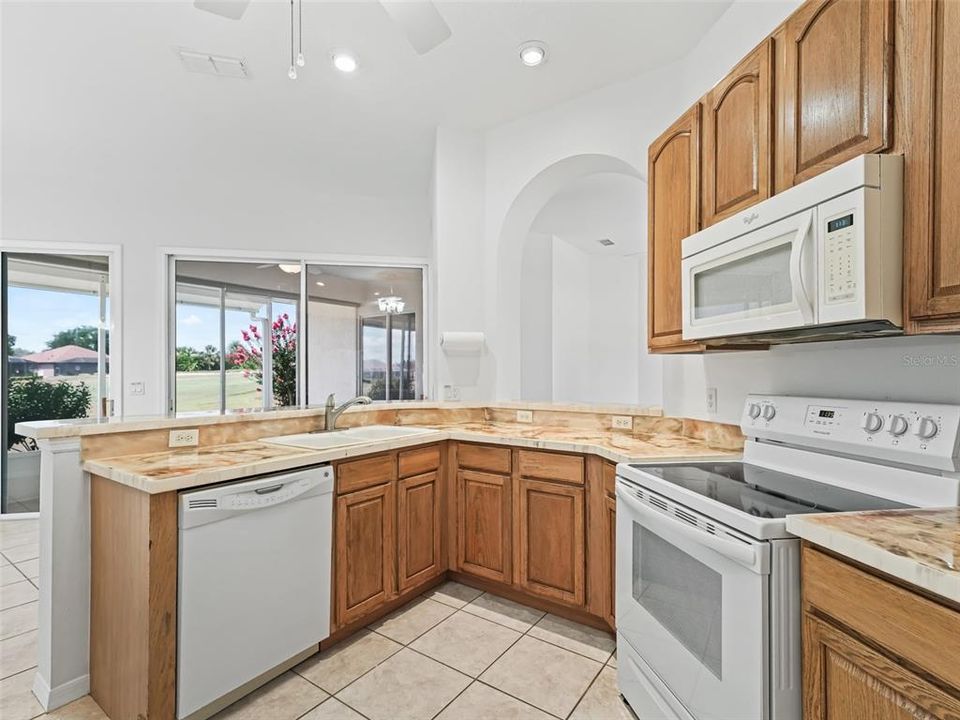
top-left (493, 153), bottom-right (661, 405)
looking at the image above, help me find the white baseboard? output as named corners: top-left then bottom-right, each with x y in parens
top-left (33, 670), bottom-right (90, 711)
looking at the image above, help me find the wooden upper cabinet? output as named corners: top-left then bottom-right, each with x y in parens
top-left (457, 469), bottom-right (512, 583)
top-left (648, 104), bottom-right (703, 353)
top-left (778, 0), bottom-right (892, 189)
top-left (397, 471), bottom-right (442, 592)
top-left (904, 0), bottom-right (960, 329)
top-left (701, 39), bottom-right (774, 226)
top-left (335, 482), bottom-right (396, 627)
top-left (515, 477), bottom-right (585, 606)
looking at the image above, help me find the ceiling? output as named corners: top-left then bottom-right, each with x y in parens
top-left (1, 1), bottom-right (732, 201)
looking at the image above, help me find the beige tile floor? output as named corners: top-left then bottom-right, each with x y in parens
top-left (1, 519), bottom-right (637, 720)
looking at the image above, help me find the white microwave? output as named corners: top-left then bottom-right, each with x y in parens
top-left (681, 154), bottom-right (903, 344)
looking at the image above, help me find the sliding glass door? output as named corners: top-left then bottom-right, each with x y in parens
top-left (1, 252), bottom-right (112, 514)
top-left (360, 312), bottom-right (417, 401)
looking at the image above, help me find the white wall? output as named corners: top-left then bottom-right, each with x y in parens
top-left (551, 239), bottom-right (592, 402)
top-left (520, 233), bottom-right (553, 401)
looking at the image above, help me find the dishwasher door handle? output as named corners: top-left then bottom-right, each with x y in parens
top-left (254, 483), bottom-right (285, 495)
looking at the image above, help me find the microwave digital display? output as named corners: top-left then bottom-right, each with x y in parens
top-left (827, 214), bottom-right (854, 232)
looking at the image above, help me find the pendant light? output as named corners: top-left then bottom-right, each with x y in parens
top-left (287, 0), bottom-right (304, 79)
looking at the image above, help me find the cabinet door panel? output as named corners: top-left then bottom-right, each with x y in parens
top-left (780, 0), bottom-right (892, 187)
top-left (803, 614), bottom-right (960, 720)
top-left (702, 39), bottom-right (773, 226)
top-left (517, 478), bottom-right (585, 606)
top-left (905, 0), bottom-right (960, 327)
top-left (335, 483), bottom-right (396, 626)
top-left (648, 104), bottom-right (703, 353)
top-left (457, 470), bottom-right (511, 583)
top-left (397, 471), bottom-right (441, 591)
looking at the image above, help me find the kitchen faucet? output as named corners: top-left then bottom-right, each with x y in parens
top-left (323, 393), bottom-right (372, 431)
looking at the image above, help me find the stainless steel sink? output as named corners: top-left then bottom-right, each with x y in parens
top-left (261, 425), bottom-right (439, 450)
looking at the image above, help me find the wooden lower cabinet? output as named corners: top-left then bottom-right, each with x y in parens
top-left (802, 545), bottom-right (960, 719)
top-left (457, 469), bottom-right (512, 583)
top-left (397, 470), bottom-right (442, 592)
top-left (603, 494), bottom-right (617, 627)
top-left (335, 482), bottom-right (396, 626)
top-left (803, 614), bottom-right (960, 720)
top-left (515, 477), bottom-right (585, 606)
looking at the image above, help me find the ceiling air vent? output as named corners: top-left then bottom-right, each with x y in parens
top-left (176, 48), bottom-right (248, 79)
top-left (598, 238), bottom-right (615, 247)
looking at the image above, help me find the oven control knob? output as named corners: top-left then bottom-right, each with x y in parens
top-left (861, 412), bottom-right (884, 434)
top-left (762, 404), bottom-right (776, 421)
top-left (748, 403), bottom-right (762, 419)
top-left (914, 416), bottom-right (939, 440)
top-left (888, 414), bottom-right (909, 437)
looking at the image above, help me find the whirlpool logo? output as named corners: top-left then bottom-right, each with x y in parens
top-left (742, 212), bottom-right (760, 225)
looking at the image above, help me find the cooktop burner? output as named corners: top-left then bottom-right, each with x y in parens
top-left (628, 461), bottom-right (908, 519)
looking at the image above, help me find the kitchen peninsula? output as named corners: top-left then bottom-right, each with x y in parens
top-left (17, 402), bottom-right (743, 719)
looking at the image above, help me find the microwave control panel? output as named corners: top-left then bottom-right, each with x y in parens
top-left (824, 212), bottom-right (857, 303)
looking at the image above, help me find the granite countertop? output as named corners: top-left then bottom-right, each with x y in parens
top-left (786, 508), bottom-right (960, 604)
top-left (83, 421), bottom-right (739, 494)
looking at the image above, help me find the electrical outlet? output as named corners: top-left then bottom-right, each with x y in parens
top-left (706, 387), bottom-right (718, 414)
top-left (516, 410), bottom-right (533, 423)
top-left (612, 415), bottom-right (633, 430)
top-left (169, 429), bottom-right (199, 448)
top-left (129, 381), bottom-right (145, 396)
top-left (442, 385), bottom-right (461, 401)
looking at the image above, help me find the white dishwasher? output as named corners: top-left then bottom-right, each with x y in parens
top-left (177, 466), bottom-right (334, 720)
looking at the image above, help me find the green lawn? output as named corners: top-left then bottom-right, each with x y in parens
top-left (176, 370), bottom-right (261, 413)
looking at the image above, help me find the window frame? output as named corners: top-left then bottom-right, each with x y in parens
top-left (162, 250), bottom-right (432, 415)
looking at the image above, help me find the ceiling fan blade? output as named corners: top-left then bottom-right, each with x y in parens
top-left (379, 1), bottom-right (452, 55)
top-left (194, 0), bottom-right (251, 21)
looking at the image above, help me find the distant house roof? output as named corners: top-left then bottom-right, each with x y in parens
top-left (21, 345), bottom-right (102, 364)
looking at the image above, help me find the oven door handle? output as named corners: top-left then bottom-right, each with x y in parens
top-left (616, 485), bottom-right (763, 572)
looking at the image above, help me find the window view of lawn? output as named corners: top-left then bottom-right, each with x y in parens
top-left (175, 370), bottom-right (260, 413)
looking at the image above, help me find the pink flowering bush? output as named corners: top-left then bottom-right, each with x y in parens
top-left (229, 313), bottom-right (297, 407)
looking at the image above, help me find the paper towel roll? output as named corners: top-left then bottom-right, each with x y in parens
top-left (440, 331), bottom-right (485, 355)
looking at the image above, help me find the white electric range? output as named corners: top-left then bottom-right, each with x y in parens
top-left (615, 394), bottom-right (960, 720)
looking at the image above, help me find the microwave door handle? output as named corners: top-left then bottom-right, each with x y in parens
top-left (616, 485), bottom-right (761, 571)
top-left (790, 212), bottom-right (815, 323)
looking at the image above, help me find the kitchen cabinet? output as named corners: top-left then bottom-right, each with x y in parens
top-left (602, 494), bottom-right (616, 627)
top-left (647, 104), bottom-right (704, 353)
top-left (778, 0), bottom-right (892, 189)
top-left (397, 470), bottom-right (442, 592)
top-left (801, 545), bottom-right (960, 719)
top-left (335, 481), bottom-right (396, 626)
top-left (701, 39), bottom-right (774, 226)
top-left (457, 468), bottom-right (512, 583)
top-left (515, 453), bottom-right (586, 606)
top-left (586, 458), bottom-right (617, 626)
top-left (903, 0), bottom-right (960, 332)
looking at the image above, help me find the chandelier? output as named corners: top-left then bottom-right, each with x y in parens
top-left (378, 296), bottom-right (405, 314)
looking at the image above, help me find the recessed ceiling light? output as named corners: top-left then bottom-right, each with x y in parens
top-left (332, 51), bottom-right (358, 73)
top-left (315, 281), bottom-right (325, 287)
top-left (519, 41), bottom-right (547, 67)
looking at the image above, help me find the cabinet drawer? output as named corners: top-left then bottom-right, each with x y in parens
top-left (518, 450), bottom-right (584, 485)
top-left (336, 453), bottom-right (397, 494)
top-left (399, 445), bottom-right (441, 478)
top-left (802, 546), bottom-right (960, 690)
top-left (458, 444), bottom-right (511, 475)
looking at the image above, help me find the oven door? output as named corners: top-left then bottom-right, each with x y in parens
top-left (682, 208), bottom-right (816, 340)
top-left (616, 480), bottom-right (771, 720)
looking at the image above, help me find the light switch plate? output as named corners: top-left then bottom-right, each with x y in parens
top-left (169, 429), bottom-right (199, 448)
top-left (612, 415), bottom-right (633, 430)
top-left (516, 410), bottom-right (533, 423)
top-left (129, 381), bottom-right (145, 396)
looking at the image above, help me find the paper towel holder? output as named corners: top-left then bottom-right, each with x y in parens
top-left (440, 331), bottom-right (485, 356)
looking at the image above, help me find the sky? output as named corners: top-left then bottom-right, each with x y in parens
top-left (176, 299), bottom-right (297, 352)
top-left (6, 286), bottom-right (103, 353)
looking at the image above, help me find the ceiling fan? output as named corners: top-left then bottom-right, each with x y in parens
top-left (193, 0), bottom-right (453, 56)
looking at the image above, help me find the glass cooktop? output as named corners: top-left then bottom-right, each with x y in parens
top-left (628, 461), bottom-right (908, 519)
